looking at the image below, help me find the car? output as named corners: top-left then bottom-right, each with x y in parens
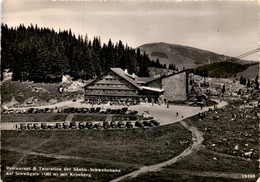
top-left (105, 108), bottom-right (111, 114)
top-left (150, 120), bottom-right (160, 126)
top-left (55, 123), bottom-right (62, 129)
top-left (100, 107), bottom-right (106, 114)
top-left (110, 121), bottom-right (117, 128)
top-left (82, 108), bottom-right (89, 113)
top-left (143, 120), bottom-right (153, 127)
top-left (20, 123), bottom-right (27, 130)
top-left (116, 109), bottom-right (122, 114)
top-left (121, 107), bottom-right (128, 114)
top-left (103, 121), bottom-right (110, 129)
top-left (89, 108), bottom-right (95, 113)
top-left (86, 122), bottom-right (94, 129)
top-left (41, 123), bottom-right (48, 129)
top-left (95, 107), bottom-right (101, 113)
top-left (28, 108), bottom-right (34, 113)
top-left (27, 123), bottom-right (33, 129)
top-left (110, 109), bottom-right (117, 114)
top-left (48, 124), bottom-right (55, 129)
top-left (117, 121), bottom-right (125, 128)
top-left (44, 108), bottom-right (50, 113)
top-left (34, 123), bottom-right (40, 129)
top-left (63, 123), bottom-right (69, 129)
top-left (70, 122), bottom-right (77, 129)
top-left (94, 123), bottom-right (102, 129)
top-left (78, 122), bottom-right (85, 129)
top-left (32, 108), bottom-right (39, 113)
top-left (135, 121), bottom-right (144, 128)
top-left (126, 121), bottom-right (133, 128)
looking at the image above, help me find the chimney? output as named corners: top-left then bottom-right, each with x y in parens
top-left (132, 73), bottom-right (136, 80)
top-left (124, 69), bottom-right (128, 74)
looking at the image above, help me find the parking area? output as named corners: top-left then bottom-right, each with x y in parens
top-left (1, 99), bottom-right (227, 130)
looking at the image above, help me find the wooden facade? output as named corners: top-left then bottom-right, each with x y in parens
top-left (84, 68), bottom-right (164, 105)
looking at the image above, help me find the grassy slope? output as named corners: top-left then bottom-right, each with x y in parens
top-left (1, 80), bottom-right (83, 105)
top-left (2, 114), bottom-right (68, 122)
top-left (194, 62), bottom-right (257, 78)
top-left (1, 123), bottom-right (191, 181)
top-left (123, 93), bottom-right (259, 181)
top-left (236, 63), bottom-right (259, 79)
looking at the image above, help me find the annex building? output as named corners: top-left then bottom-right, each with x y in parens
top-left (84, 68), bottom-right (188, 105)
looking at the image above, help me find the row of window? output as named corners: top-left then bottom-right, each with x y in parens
top-left (87, 89), bottom-right (137, 93)
top-left (94, 83), bottom-right (129, 87)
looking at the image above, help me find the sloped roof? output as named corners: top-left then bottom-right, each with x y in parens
top-left (110, 68), bottom-right (142, 89)
top-left (84, 68), bottom-right (142, 90)
top-left (84, 68), bottom-right (166, 93)
top-left (141, 86), bottom-right (164, 92)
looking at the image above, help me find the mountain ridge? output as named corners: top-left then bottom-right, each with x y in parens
top-left (138, 42), bottom-right (255, 70)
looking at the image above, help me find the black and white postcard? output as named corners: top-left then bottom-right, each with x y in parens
top-left (1, 0), bottom-right (259, 181)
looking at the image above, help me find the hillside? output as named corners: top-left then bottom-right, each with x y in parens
top-left (236, 63), bottom-right (259, 79)
top-left (138, 42), bottom-right (253, 70)
top-left (193, 62), bottom-right (258, 78)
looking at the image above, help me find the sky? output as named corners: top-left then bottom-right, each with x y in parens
top-left (1, 0), bottom-right (259, 61)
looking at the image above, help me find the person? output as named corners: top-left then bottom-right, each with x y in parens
top-left (167, 102), bottom-right (169, 108)
top-left (176, 112), bottom-right (178, 117)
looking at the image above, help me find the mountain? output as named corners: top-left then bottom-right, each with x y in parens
top-left (236, 63), bottom-right (259, 79)
top-left (138, 42), bottom-right (253, 70)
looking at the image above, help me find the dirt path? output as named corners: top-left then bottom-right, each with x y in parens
top-left (65, 114), bottom-right (74, 122)
top-left (6, 131), bottom-right (54, 173)
top-left (3, 147), bottom-right (141, 169)
top-left (110, 120), bottom-right (203, 182)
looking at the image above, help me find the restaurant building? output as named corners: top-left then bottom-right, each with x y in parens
top-left (84, 68), bottom-right (164, 105)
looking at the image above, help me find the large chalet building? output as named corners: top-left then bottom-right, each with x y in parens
top-left (84, 68), bottom-right (188, 105)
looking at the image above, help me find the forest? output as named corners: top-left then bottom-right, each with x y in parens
top-left (1, 24), bottom-right (167, 83)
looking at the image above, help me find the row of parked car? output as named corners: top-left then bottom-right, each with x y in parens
top-left (17, 120), bottom-right (160, 130)
top-left (3, 107), bottom-right (138, 115)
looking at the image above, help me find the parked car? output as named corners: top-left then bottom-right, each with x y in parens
top-left (103, 121), bottom-right (110, 129)
top-left (89, 108), bottom-right (95, 113)
top-left (110, 109), bottom-right (117, 114)
top-left (70, 122), bottom-right (77, 129)
top-left (48, 124), bottom-right (55, 129)
top-left (143, 120), bottom-right (153, 127)
top-left (75, 108), bottom-right (82, 113)
top-left (95, 107), bottom-right (101, 113)
top-left (116, 109), bottom-right (122, 114)
top-left (33, 108), bottom-right (39, 113)
top-left (20, 123), bottom-right (27, 130)
top-left (94, 123), bottom-right (102, 129)
top-left (126, 121), bottom-right (133, 128)
top-left (28, 108), bottom-right (34, 113)
top-left (117, 121), bottom-right (125, 128)
top-left (86, 122), bottom-right (94, 129)
top-left (63, 123), bottom-right (69, 129)
top-left (105, 108), bottom-right (111, 114)
top-left (34, 123), bottom-right (40, 129)
top-left (41, 123), bottom-right (48, 129)
top-left (82, 108), bottom-right (89, 113)
top-left (150, 120), bottom-right (160, 126)
top-left (110, 121), bottom-right (117, 128)
top-left (135, 121), bottom-right (144, 128)
top-left (121, 107), bottom-right (129, 114)
top-left (100, 107), bottom-right (106, 114)
top-left (78, 122), bottom-right (85, 129)
top-left (27, 123), bottom-right (33, 129)
top-left (55, 123), bottom-right (62, 129)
